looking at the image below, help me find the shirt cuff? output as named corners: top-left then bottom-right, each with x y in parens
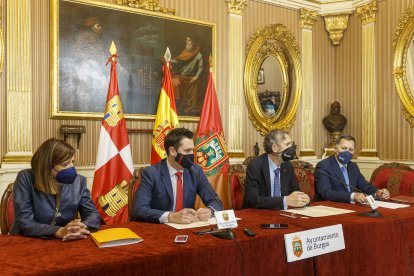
top-left (283, 196), bottom-right (288, 210)
top-left (350, 192), bottom-right (356, 204)
top-left (207, 206), bottom-right (216, 218)
top-left (159, 212), bottom-right (170, 223)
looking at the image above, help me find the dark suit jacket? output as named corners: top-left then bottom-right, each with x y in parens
top-left (243, 154), bottom-right (300, 209)
top-left (10, 169), bottom-right (101, 237)
top-left (132, 159), bottom-right (223, 222)
top-left (315, 155), bottom-right (377, 203)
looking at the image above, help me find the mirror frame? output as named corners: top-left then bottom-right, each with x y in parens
top-left (244, 24), bottom-right (301, 135)
top-left (393, 6), bottom-right (414, 127)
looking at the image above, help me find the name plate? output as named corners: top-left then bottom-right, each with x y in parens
top-left (215, 210), bottom-right (238, 229)
top-left (284, 224), bottom-right (345, 262)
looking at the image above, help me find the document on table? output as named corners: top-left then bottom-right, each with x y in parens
top-left (371, 201), bottom-right (410, 209)
top-left (282, 205), bottom-right (355, 218)
top-left (166, 217), bottom-right (241, 230)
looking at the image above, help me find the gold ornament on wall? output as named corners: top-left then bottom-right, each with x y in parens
top-left (244, 24), bottom-right (302, 135)
top-left (300, 8), bottom-right (318, 30)
top-left (322, 12), bottom-right (352, 46)
top-left (118, 0), bottom-right (176, 15)
top-left (356, 0), bottom-right (377, 26)
top-left (393, 5), bottom-right (414, 127)
top-left (225, 0), bottom-right (248, 16)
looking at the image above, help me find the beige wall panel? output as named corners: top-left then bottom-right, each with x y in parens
top-left (243, 1), bottom-right (301, 157)
top-left (376, 0), bottom-right (414, 160)
top-left (312, 16), bottom-right (336, 157)
top-left (334, 13), bottom-right (363, 153)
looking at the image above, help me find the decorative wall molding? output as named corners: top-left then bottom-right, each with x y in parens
top-left (118, 0), bottom-right (176, 15)
top-left (322, 12), bottom-right (353, 45)
top-left (300, 8), bottom-right (318, 30)
top-left (226, 0), bottom-right (248, 15)
top-left (356, 0), bottom-right (377, 25)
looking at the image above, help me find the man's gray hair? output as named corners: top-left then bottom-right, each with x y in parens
top-left (335, 134), bottom-right (355, 146)
top-left (263, 129), bottom-right (290, 154)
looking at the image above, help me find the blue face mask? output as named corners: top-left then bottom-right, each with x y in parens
top-left (55, 167), bottom-right (78, 184)
top-left (337, 151), bottom-right (353, 164)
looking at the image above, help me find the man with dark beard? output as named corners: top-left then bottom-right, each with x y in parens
top-left (170, 35), bottom-right (204, 114)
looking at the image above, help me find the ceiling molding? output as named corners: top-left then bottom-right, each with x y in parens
top-left (255, 0), bottom-right (373, 14)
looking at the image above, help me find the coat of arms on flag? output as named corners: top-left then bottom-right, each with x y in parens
top-left (195, 132), bottom-right (229, 176)
top-left (92, 42), bottom-right (133, 224)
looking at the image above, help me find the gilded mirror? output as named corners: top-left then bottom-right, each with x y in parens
top-left (244, 24), bottom-right (301, 134)
top-left (393, 6), bottom-right (414, 127)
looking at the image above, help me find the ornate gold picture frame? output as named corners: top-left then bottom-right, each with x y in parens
top-left (244, 24), bottom-right (301, 134)
top-left (393, 5), bottom-right (414, 127)
top-left (51, 0), bottom-right (215, 121)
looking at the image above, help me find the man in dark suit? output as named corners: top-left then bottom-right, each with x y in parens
top-left (315, 135), bottom-right (390, 204)
top-left (133, 128), bottom-right (222, 224)
top-left (244, 129), bottom-right (310, 209)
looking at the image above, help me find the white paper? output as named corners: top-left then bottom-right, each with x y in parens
top-left (282, 205), bottom-right (355, 217)
top-left (371, 201), bottom-right (410, 209)
top-left (165, 217), bottom-right (241, 230)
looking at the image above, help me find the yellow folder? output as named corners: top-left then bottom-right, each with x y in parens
top-left (90, 228), bottom-right (143, 248)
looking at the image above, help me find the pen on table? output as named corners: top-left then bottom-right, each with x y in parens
top-left (280, 213), bottom-right (298, 219)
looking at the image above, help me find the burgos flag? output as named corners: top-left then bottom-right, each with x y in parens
top-left (151, 48), bottom-right (179, 164)
top-left (194, 64), bottom-right (231, 209)
top-left (92, 44), bottom-right (133, 224)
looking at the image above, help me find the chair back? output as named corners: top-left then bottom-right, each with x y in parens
top-left (128, 167), bottom-right (147, 221)
top-left (370, 163), bottom-right (414, 196)
top-left (1, 183), bottom-right (14, 234)
top-left (242, 156), bottom-right (256, 167)
top-left (291, 160), bottom-right (315, 201)
top-left (228, 164), bottom-right (247, 210)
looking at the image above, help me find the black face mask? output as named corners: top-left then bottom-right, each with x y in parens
top-left (174, 153), bottom-right (195, 169)
top-left (281, 146), bottom-right (296, 162)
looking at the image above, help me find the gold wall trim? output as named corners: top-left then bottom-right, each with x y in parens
top-left (393, 5), bottom-right (414, 128)
top-left (226, 0), bottom-right (248, 16)
top-left (356, 0), bottom-right (376, 26)
top-left (120, 0), bottom-right (176, 14)
top-left (0, 4), bottom-right (4, 76)
top-left (322, 12), bottom-right (352, 45)
top-left (300, 8), bottom-right (318, 30)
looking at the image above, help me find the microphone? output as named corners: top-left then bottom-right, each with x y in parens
top-left (189, 166), bottom-right (236, 240)
top-left (311, 165), bottom-right (382, 217)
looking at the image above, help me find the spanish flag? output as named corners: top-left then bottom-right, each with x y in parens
top-left (194, 64), bottom-right (231, 209)
top-left (92, 43), bottom-right (133, 224)
top-left (151, 53), bottom-right (179, 164)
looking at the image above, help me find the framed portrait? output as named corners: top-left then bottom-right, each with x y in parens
top-left (51, 0), bottom-right (216, 121)
top-left (257, 68), bottom-right (265, 84)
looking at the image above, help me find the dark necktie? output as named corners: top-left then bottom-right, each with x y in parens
top-left (273, 168), bottom-right (281, 197)
top-left (175, 172), bottom-right (183, 211)
top-left (341, 166), bottom-right (350, 192)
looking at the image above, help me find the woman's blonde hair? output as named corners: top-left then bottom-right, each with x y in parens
top-left (31, 138), bottom-right (75, 195)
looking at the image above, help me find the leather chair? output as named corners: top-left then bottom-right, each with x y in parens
top-left (128, 167), bottom-right (147, 221)
top-left (291, 160), bottom-right (315, 201)
top-left (1, 183), bottom-right (14, 234)
top-left (242, 156), bottom-right (256, 167)
top-left (370, 162), bottom-right (414, 196)
top-left (227, 164), bottom-right (247, 210)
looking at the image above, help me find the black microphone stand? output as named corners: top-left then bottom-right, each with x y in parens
top-left (190, 166), bottom-right (236, 240)
top-left (314, 167), bottom-right (382, 218)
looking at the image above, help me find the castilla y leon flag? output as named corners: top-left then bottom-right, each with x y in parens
top-left (151, 48), bottom-right (179, 164)
top-left (194, 64), bottom-right (231, 209)
top-left (92, 43), bottom-right (133, 224)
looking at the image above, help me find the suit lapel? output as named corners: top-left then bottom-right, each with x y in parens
top-left (347, 162), bottom-right (357, 192)
top-left (160, 160), bottom-right (174, 209)
top-left (262, 155), bottom-right (271, 196)
top-left (280, 162), bottom-right (288, 196)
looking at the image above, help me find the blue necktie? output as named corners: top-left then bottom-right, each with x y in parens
top-left (273, 168), bottom-right (281, 197)
top-left (341, 166), bottom-right (350, 192)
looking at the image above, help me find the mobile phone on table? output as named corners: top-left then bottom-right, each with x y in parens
top-left (260, 224), bottom-right (289, 229)
top-left (174, 235), bottom-right (189, 243)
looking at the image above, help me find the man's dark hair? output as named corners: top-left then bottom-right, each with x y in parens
top-left (335, 134), bottom-right (355, 146)
top-left (164, 128), bottom-right (194, 156)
